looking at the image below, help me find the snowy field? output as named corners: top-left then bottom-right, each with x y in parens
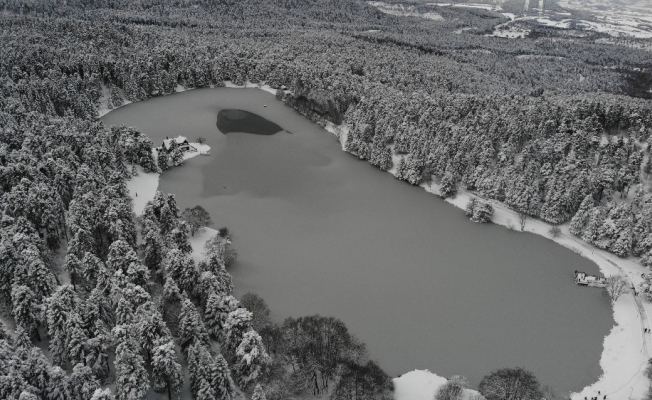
top-left (110, 85), bottom-right (652, 399)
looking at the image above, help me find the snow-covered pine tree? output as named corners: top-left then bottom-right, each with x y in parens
top-left (142, 228), bottom-right (164, 272)
top-left (11, 284), bottom-right (40, 340)
top-left (158, 149), bottom-right (170, 172)
top-left (234, 330), bottom-right (270, 389)
top-left (224, 308), bottom-right (253, 350)
top-left (465, 198), bottom-right (476, 217)
top-left (252, 383), bottom-right (267, 400)
top-left (151, 340), bottom-right (183, 399)
top-left (471, 200), bottom-right (493, 223)
top-left (439, 172), bottom-right (457, 199)
top-left (47, 366), bottom-right (71, 400)
top-left (205, 293), bottom-right (239, 340)
top-left (569, 194), bottom-right (593, 236)
top-left (165, 249), bottom-right (197, 294)
top-left (90, 388), bottom-right (116, 400)
top-left (171, 221), bottom-right (193, 254)
top-left (69, 363), bottom-right (99, 400)
top-left (113, 327), bottom-right (149, 400)
top-left (178, 298), bottom-right (210, 354)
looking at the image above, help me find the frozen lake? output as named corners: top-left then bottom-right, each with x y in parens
top-left (102, 87), bottom-right (613, 393)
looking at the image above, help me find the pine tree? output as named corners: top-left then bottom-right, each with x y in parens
top-left (157, 149), bottom-right (170, 172)
top-left (570, 194), bottom-right (593, 236)
top-left (205, 294), bottom-right (239, 340)
top-left (224, 308), bottom-right (253, 350)
top-left (63, 253), bottom-right (82, 288)
top-left (11, 284), bottom-right (40, 340)
top-left (439, 172), bottom-right (457, 199)
top-left (252, 383), bottom-right (266, 400)
top-left (234, 330), bottom-right (270, 389)
top-left (69, 363), bottom-right (100, 400)
top-left (114, 331), bottom-right (149, 400)
top-left (171, 147), bottom-right (184, 166)
top-left (171, 222), bottom-right (193, 254)
top-left (465, 198), bottom-right (476, 217)
top-left (165, 249), bottom-right (198, 294)
top-left (66, 313), bottom-right (89, 366)
top-left (151, 340), bottom-right (183, 400)
top-left (178, 299), bottom-right (210, 354)
top-left (138, 307), bottom-right (172, 360)
top-left (46, 366), bottom-right (71, 400)
top-left (142, 228), bottom-right (164, 272)
top-left (90, 389), bottom-right (116, 400)
top-left (471, 201), bottom-right (493, 223)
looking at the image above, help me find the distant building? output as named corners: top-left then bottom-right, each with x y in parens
top-left (157, 136), bottom-right (193, 153)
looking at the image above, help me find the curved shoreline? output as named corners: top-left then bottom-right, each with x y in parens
top-left (107, 83), bottom-right (648, 399)
top-left (325, 122), bottom-right (650, 399)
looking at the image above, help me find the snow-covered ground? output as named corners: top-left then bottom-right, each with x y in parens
top-left (126, 164), bottom-right (160, 215)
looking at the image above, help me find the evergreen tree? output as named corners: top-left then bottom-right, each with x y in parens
top-left (252, 383), bottom-right (267, 400)
top-left (570, 194), bottom-right (593, 236)
top-left (69, 363), bottom-right (99, 400)
top-left (471, 201), bottom-right (493, 223)
top-left (46, 366), bottom-right (71, 400)
top-left (157, 149), bottom-right (170, 172)
top-left (90, 389), bottom-right (116, 400)
top-left (114, 330), bottom-right (149, 400)
top-left (151, 340), bottom-right (183, 400)
top-left (465, 198), bottom-right (476, 217)
top-left (234, 330), bottom-right (270, 389)
top-left (439, 172), bottom-right (457, 199)
top-left (178, 298), bottom-right (210, 354)
top-left (11, 284), bottom-right (40, 341)
top-left (205, 294), bottom-right (239, 340)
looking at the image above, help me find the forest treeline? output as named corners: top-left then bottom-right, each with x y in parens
top-left (1, 0), bottom-right (652, 398)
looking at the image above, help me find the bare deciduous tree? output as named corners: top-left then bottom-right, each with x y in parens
top-left (518, 213), bottom-right (527, 231)
top-left (436, 375), bottom-right (469, 400)
top-left (479, 367), bottom-right (543, 400)
top-left (605, 275), bottom-right (629, 301)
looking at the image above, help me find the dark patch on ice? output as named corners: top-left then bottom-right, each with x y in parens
top-left (216, 109), bottom-right (284, 135)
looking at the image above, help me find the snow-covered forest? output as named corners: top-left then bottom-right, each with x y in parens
top-left (1, 0), bottom-right (652, 399)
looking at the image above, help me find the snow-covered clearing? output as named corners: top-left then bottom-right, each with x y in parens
top-left (126, 164), bottom-right (160, 216)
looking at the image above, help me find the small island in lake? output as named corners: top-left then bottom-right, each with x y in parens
top-left (216, 109), bottom-right (284, 135)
